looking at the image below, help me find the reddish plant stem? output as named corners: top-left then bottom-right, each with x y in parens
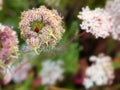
top-left (60, 31), bottom-right (86, 49)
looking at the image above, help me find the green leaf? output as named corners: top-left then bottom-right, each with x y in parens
top-left (60, 43), bottom-right (79, 73)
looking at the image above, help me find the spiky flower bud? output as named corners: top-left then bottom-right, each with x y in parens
top-left (19, 6), bottom-right (65, 53)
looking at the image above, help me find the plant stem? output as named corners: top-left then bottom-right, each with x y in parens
top-left (20, 32), bottom-right (85, 54)
top-left (60, 31), bottom-right (86, 49)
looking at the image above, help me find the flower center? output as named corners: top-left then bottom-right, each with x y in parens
top-left (34, 27), bottom-right (39, 33)
top-left (30, 20), bottom-right (45, 34)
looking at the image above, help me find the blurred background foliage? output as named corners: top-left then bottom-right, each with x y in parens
top-left (1, 0), bottom-right (120, 90)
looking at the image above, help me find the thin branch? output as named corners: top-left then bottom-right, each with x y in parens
top-left (19, 32), bottom-right (85, 54)
top-left (20, 49), bottom-right (33, 54)
top-left (60, 31), bottom-right (86, 49)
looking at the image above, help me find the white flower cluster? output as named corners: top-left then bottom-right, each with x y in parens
top-left (78, 7), bottom-right (113, 38)
top-left (39, 59), bottom-right (64, 85)
top-left (105, 0), bottom-right (120, 40)
top-left (83, 54), bottom-right (114, 89)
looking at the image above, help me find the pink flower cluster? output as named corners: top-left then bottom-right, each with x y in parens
top-left (19, 6), bottom-right (65, 53)
top-left (0, 24), bottom-right (19, 65)
top-left (78, 7), bottom-right (113, 38)
top-left (1, 58), bottom-right (32, 85)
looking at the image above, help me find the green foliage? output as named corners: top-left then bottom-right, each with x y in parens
top-left (84, 0), bottom-right (107, 9)
top-left (60, 43), bottom-right (79, 73)
top-left (58, 21), bottom-right (79, 74)
top-left (106, 39), bottom-right (115, 54)
top-left (16, 73), bottom-right (34, 90)
top-left (113, 62), bottom-right (120, 69)
top-left (1, 0), bottom-right (118, 90)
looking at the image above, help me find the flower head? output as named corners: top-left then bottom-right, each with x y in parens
top-left (83, 54), bottom-right (114, 89)
top-left (0, 24), bottom-right (19, 66)
top-left (105, 0), bottom-right (120, 40)
top-left (39, 59), bottom-right (64, 85)
top-left (19, 6), bottom-right (65, 53)
top-left (78, 7), bottom-right (113, 38)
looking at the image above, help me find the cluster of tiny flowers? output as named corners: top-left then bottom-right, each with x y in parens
top-left (0, 0), bottom-right (3, 10)
top-left (44, 0), bottom-right (60, 7)
top-left (19, 6), bottom-right (65, 54)
top-left (83, 54), bottom-right (114, 89)
top-left (105, 0), bottom-right (120, 40)
top-left (1, 57), bottom-right (33, 84)
top-left (39, 59), bottom-right (64, 85)
top-left (0, 24), bottom-right (19, 65)
top-left (78, 6), bottom-right (113, 38)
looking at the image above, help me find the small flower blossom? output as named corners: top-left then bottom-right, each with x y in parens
top-left (78, 6), bottom-right (113, 38)
top-left (0, 24), bottom-right (19, 66)
top-left (19, 6), bottom-right (65, 54)
top-left (26, 37), bottom-right (40, 54)
top-left (83, 54), bottom-right (114, 89)
top-left (39, 59), bottom-right (64, 85)
top-left (105, 0), bottom-right (120, 40)
top-left (0, 0), bottom-right (3, 11)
